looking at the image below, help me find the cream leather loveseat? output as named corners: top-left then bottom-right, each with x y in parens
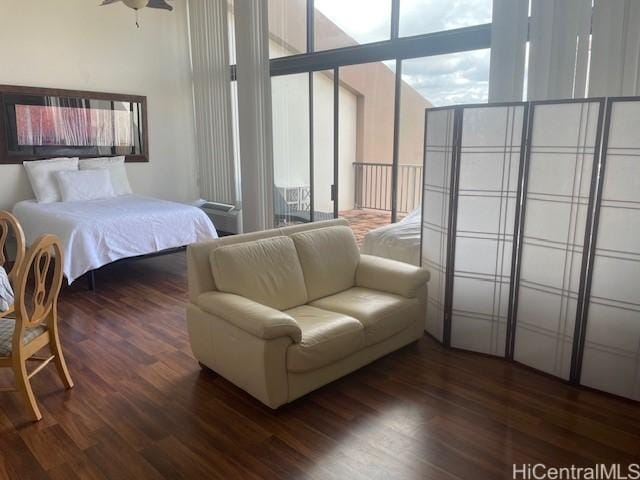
top-left (187, 219), bottom-right (430, 408)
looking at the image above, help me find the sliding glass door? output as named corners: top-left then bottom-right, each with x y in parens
top-left (272, 70), bottom-right (338, 226)
top-left (272, 73), bottom-right (311, 226)
top-left (312, 70), bottom-right (337, 221)
top-left (339, 61), bottom-right (396, 241)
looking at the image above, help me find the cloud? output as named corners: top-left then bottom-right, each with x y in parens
top-left (315, 0), bottom-right (492, 42)
top-left (404, 49), bottom-right (490, 105)
top-left (399, 0), bottom-right (492, 36)
top-left (387, 49), bottom-right (490, 106)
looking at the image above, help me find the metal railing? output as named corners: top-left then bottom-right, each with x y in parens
top-left (353, 162), bottom-right (422, 213)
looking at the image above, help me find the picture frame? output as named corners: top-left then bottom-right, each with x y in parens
top-left (0, 84), bottom-right (148, 164)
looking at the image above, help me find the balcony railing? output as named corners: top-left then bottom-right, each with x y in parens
top-left (353, 162), bottom-right (423, 213)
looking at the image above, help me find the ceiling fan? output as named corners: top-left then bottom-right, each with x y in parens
top-left (100, 0), bottom-right (174, 27)
top-left (100, 0), bottom-right (173, 10)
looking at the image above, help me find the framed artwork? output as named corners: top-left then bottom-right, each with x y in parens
top-left (0, 85), bottom-right (148, 164)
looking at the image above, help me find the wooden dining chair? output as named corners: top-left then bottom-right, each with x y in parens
top-left (0, 233), bottom-right (74, 422)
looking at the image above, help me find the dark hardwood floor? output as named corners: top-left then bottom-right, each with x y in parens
top-left (0, 253), bottom-right (638, 479)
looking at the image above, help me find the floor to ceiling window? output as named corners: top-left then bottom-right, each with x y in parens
top-left (271, 73), bottom-right (311, 225)
top-left (250, 1), bottom-right (493, 234)
top-left (340, 61), bottom-right (396, 240)
top-left (311, 70), bottom-right (336, 219)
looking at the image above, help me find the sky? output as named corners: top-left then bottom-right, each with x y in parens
top-left (314, 0), bottom-right (492, 106)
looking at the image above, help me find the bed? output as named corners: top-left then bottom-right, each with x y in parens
top-left (13, 194), bottom-right (217, 284)
top-left (361, 208), bottom-right (421, 266)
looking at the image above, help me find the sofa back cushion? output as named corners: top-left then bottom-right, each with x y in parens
top-left (291, 226), bottom-right (360, 301)
top-left (210, 236), bottom-right (308, 310)
top-left (188, 219), bottom-right (349, 301)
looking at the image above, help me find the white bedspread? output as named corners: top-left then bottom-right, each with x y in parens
top-left (13, 195), bottom-right (218, 283)
top-left (361, 209), bottom-right (421, 266)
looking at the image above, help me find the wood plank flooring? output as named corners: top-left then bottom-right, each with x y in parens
top-left (0, 253), bottom-right (638, 479)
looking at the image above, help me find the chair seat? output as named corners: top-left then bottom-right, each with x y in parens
top-left (285, 305), bottom-right (364, 373)
top-left (309, 287), bottom-right (419, 346)
top-left (0, 318), bottom-right (47, 357)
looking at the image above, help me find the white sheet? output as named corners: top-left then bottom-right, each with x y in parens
top-left (13, 195), bottom-right (218, 283)
top-left (361, 209), bottom-right (421, 266)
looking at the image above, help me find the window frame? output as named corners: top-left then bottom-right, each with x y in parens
top-left (233, 0), bottom-right (492, 223)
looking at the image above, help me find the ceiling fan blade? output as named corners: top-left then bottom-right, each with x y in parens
top-left (147, 0), bottom-right (173, 10)
top-left (100, 0), bottom-right (121, 5)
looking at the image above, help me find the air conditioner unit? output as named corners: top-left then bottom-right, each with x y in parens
top-left (200, 202), bottom-right (242, 236)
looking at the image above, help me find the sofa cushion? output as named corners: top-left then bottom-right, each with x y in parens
top-left (290, 226), bottom-right (360, 302)
top-left (309, 287), bottom-right (420, 346)
top-left (285, 305), bottom-right (365, 373)
top-left (210, 236), bottom-right (307, 311)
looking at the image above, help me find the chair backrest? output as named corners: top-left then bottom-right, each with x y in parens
top-left (0, 210), bottom-right (26, 284)
top-left (14, 235), bottom-right (64, 329)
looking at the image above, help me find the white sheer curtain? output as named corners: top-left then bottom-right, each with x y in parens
top-left (234, 0), bottom-right (275, 232)
top-left (488, 0), bottom-right (528, 102)
top-left (490, 0), bottom-right (640, 101)
top-left (589, 0), bottom-right (640, 97)
top-left (527, 0), bottom-right (592, 100)
top-left (188, 0), bottom-right (237, 205)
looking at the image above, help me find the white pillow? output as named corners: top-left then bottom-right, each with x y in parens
top-left (55, 169), bottom-right (115, 202)
top-left (23, 157), bottom-right (79, 203)
top-left (78, 156), bottom-right (132, 196)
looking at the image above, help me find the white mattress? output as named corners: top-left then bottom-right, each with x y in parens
top-left (13, 195), bottom-right (218, 283)
top-left (361, 209), bottom-right (421, 266)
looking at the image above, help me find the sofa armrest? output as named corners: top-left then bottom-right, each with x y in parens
top-left (197, 292), bottom-right (302, 343)
top-left (356, 254), bottom-right (430, 298)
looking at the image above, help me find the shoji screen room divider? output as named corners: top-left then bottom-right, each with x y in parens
top-left (422, 103), bottom-right (527, 355)
top-left (513, 99), bottom-right (603, 381)
top-left (580, 99), bottom-right (640, 400)
top-left (422, 98), bottom-right (640, 401)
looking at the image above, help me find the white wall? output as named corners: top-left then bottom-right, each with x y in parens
top-left (0, 0), bottom-right (198, 210)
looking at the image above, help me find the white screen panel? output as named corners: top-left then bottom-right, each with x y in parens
top-left (450, 105), bottom-right (524, 355)
top-left (422, 108), bottom-right (455, 341)
top-left (581, 100), bottom-right (640, 400)
top-left (514, 100), bottom-right (602, 380)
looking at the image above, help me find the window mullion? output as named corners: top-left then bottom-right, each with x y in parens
top-left (391, 0), bottom-right (400, 39)
top-left (307, 0), bottom-right (314, 53)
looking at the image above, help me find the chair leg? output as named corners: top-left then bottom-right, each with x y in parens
top-left (50, 331), bottom-right (74, 389)
top-left (14, 360), bottom-right (42, 422)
